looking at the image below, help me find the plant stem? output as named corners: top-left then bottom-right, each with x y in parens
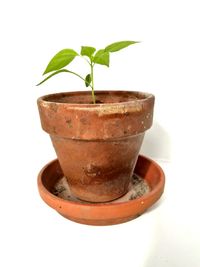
top-left (90, 62), bottom-right (96, 104)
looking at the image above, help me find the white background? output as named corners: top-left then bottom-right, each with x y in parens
top-left (0, 0), bottom-right (200, 266)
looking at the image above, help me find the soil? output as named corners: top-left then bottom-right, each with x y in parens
top-left (42, 91), bottom-right (141, 105)
top-left (52, 174), bottom-right (150, 204)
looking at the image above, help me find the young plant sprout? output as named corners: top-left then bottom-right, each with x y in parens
top-left (37, 41), bottom-right (139, 104)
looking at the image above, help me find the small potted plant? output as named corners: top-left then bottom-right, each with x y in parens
top-left (37, 41), bottom-right (154, 203)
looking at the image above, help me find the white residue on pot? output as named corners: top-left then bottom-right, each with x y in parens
top-left (52, 174), bottom-right (150, 204)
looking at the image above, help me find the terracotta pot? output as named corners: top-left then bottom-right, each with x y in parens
top-left (37, 91), bottom-right (154, 202)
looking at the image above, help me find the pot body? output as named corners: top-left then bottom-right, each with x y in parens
top-left (38, 91), bottom-right (154, 202)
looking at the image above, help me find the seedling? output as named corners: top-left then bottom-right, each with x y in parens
top-left (37, 41), bottom-right (139, 104)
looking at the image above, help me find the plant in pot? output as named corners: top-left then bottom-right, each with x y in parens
top-left (37, 41), bottom-right (154, 203)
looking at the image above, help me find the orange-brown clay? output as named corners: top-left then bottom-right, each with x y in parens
top-left (37, 155), bottom-right (165, 226)
top-left (38, 91), bottom-right (154, 202)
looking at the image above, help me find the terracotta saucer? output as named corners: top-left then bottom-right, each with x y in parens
top-left (37, 155), bottom-right (165, 226)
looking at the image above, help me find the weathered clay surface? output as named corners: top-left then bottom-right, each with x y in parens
top-left (38, 91), bottom-right (154, 202)
top-left (37, 155), bottom-right (165, 226)
top-left (52, 173), bottom-right (150, 203)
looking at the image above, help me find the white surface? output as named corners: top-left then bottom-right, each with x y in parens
top-left (0, 0), bottom-right (200, 266)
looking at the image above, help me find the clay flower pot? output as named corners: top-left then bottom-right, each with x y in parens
top-left (37, 90), bottom-right (154, 202)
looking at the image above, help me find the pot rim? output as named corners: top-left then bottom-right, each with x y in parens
top-left (37, 90), bottom-right (154, 108)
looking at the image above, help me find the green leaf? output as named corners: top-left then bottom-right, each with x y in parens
top-left (93, 49), bottom-right (109, 67)
top-left (43, 49), bottom-right (78, 75)
top-left (37, 69), bottom-right (86, 86)
top-left (85, 74), bottom-right (91, 87)
top-left (81, 46), bottom-right (96, 58)
top-left (37, 69), bottom-right (72, 85)
top-left (105, 41), bottom-right (139, 52)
